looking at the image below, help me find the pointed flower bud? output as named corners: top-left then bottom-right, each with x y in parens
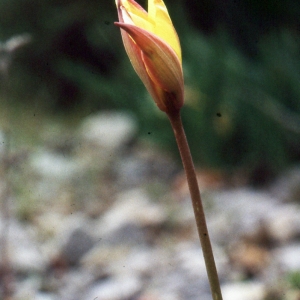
top-left (115, 0), bottom-right (184, 113)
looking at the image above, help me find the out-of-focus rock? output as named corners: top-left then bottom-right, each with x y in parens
top-left (175, 242), bottom-right (228, 280)
top-left (112, 144), bottom-right (178, 188)
top-left (84, 275), bottom-right (142, 300)
top-left (82, 243), bottom-right (156, 279)
top-left (60, 228), bottom-right (95, 266)
top-left (229, 241), bottom-right (270, 277)
top-left (34, 293), bottom-right (56, 300)
top-left (209, 189), bottom-right (279, 240)
top-left (95, 189), bottom-right (166, 238)
top-left (56, 269), bottom-right (94, 300)
top-left (274, 243), bottom-right (300, 272)
top-left (102, 222), bottom-right (147, 246)
top-left (222, 281), bottom-right (265, 300)
top-left (14, 274), bottom-right (42, 300)
top-left (115, 246), bottom-right (155, 277)
top-left (38, 212), bottom-right (94, 271)
top-left (76, 111), bottom-right (137, 173)
top-left (48, 213), bottom-right (95, 265)
top-left (34, 212), bottom-right (68, 239)
top-left (81, 244), bottom-right (130, 277)
top-left (270, 166), bottom-right (300, 203)
top-left (1, 219), bottom-right (45, 273)
top-left (78, 111), bottom-right (137, 151)
top-left (266, 204), bottom-right (300, 243)
top-left (30, 150), bottom-right (78, 181)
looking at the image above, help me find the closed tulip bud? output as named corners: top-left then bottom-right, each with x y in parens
top-left (115, 0), bottom-right (184, 114)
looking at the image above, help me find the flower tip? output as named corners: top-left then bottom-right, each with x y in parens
top-left (114, 0), bottom-right (184, 114)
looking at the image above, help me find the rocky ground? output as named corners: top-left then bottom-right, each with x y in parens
top-left (1, 110), bottom-right (300, 300)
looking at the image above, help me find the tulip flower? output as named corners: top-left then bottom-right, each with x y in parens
top-left (115, 0), bottom-right (184, 113)
top-left (115, 1), bottom-right (223, 299)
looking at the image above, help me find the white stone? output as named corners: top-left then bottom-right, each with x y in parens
top-left (84, 275), bottom-right (141, 300)
top-left (35, 211), bottom-right (67, 239)
top-left (0, 220), bottom-right (45, 273)
top-left (118, 247), bottom-right (154, 276)
top-left (222, 281), bottom-right (265, 300)
top-left (81, 244), bottom-right (131, 275)
top-left (266, 204), bottom-right (300, 242)
top-left (34, 293), bottom-right (56, 300)
top-left (175, 242), bottom-right (207, 278)
top-left (96, 188), bottom-right (166, 236)
top-left (79, 111), bottom-right (137, 150)
top-left (14, 276), bottom-right (42, 300)
top-left (37, 212), bottom-right (92, 261)
top-left (176, 242), bottom-right (228, 280)
top-left (57, 270), bottom-right (93, 300)
top-left (274, 243), bottom-right (300, 271)
top-left (30, 150), bottom-right (78, 181)
top-left (210, 188), bottom-right (279, 236)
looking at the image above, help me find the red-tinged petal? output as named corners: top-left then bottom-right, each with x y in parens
top-left (115, 22), bottom-right (184, 111)
top-left (117, 25), bottom-right (167, 111)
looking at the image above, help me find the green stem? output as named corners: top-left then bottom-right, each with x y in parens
top-left (167, 110), bottom-right (223, 300)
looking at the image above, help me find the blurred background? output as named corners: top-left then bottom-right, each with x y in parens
top-left (1, 0), bottom-right (299, 180)
top-left (1, 0), bottom-right (300, 299)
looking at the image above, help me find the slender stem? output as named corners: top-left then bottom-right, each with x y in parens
top-left (167, 110), bottom-right (223, 300)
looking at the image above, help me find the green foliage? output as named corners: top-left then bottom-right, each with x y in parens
top-left (180, 29), bottom-right (300, 173)
top-left (1, 0), bottom-right (300, 175)
top-left (287, 271), bottom-right (300, 290)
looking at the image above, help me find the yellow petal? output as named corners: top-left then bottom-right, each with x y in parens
top-left (121, 0), bottom-right (153, 31)
top-left (119, 0), bottom-right (181, 63)
top-left (148, 0), bottom-right (181, 62)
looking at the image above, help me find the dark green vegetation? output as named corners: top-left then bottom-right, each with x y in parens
top-left (1, 0), bottom-right (300, 183)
